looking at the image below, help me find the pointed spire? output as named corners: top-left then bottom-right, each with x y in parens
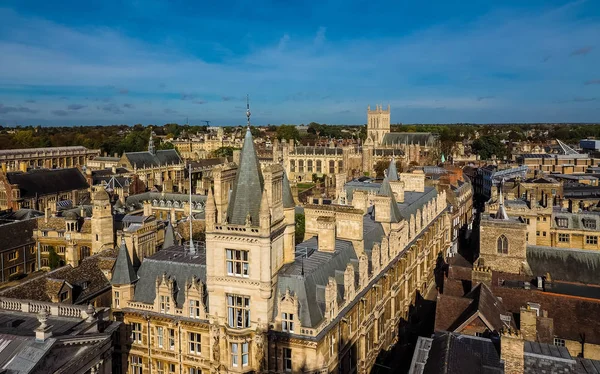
top-left (496, 179), bottom-right (509, 220)
top-left (387, 158), bottom-right (399, 181)
top-left (111, 238), bottom-right (137, 285)
top-left (226, 120), bottom-right (264, 225)
top-left (162, 222), bottom-right (175, 250)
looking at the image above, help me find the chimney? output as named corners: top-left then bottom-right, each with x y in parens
top-left (44, 207), bottom-right (50, 223)
top-left (19, 161), bottom-right (28, 173)
top-left (471, 266), bottom-right (492, 289)
top-left (519, 304), bottom-right (538, 341)
top-left (317, 216), bottom-right (336, 252)
top-left (500, 329), bottom-right (524, 374)
top-left (114, 152), bottom-right (119, 158)
top-left (112, 165), bottom-right (117, 174)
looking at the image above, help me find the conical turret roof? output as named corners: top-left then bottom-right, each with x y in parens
top-left (111, 239), bottom-right (137, 285)
top-left (387, 158), bottom-right (399, 181)
top-left (162, 222), bottom-right (176, 249)
top-left (226, 129), bottom-right (264, 225)
top-left (378, 177), bottom-right (402, 223)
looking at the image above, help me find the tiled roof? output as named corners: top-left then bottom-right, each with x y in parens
top-left (282, 171), bottom-right (295, 209)
top-left (0, 249), bottom-right (117, 304)
top-left (123, 149), bottom-right (181, 168)
top-left (6, 168), bottom-right (89, 198)
top-left (0, 218), bottom-right (36, 251)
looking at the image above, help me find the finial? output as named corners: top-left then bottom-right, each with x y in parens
top-left (246, 94), bottom-right (251, 130)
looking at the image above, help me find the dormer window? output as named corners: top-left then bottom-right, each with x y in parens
top-left (60, 291), bottom-right (69, 302)
top-left (583, 219), bottom-right (597, 230)
top-left (556, 218), bottom-right (568, 228)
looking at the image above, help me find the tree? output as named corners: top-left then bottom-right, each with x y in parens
top-left (276, 125), bottom-right (300, 141)
top-left (210, 147), bottom-right (236, 158)
top-left (295, 213), bottom-right (305, 244)
top-left (48, 246), bottom-right (63, 270)
top-left (374, 160), bottom-right (389, 178)
top-left (471, 135), bottom-right (507, 160)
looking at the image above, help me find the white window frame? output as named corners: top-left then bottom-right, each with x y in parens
top-left (189, 332), bottom-right (201, 355)
top-left (227, 295), bottom-right (250, 329)
top-left (226, 249), bottom-right (249, 277)
top-left (282, 312), bottom-right (294, 333)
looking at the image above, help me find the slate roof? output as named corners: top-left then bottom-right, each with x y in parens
top-left (226, 129), bottom-right (264, 225)
top-left (343, 180), bottom-right (381, 203)
top-left (381, 132), bottom-right (437, 147)
top-left (551, 212), bottom-right (600, 231)
top-left (435, 283), bottom-right (516, 333)
top-left (397, 187), bottom-right (439, 219)
top-left (111, 240), bottom-right (138, 285)
top-left (6, 168), bottom-right (89, 198)
top-left (409, 332), bottom-right (503, 374)
top-left (0, 218), bottom-right (36, 251)
top-left (276, 238), bottom-right (358, 328)
top-left (132, 245), bottom-right (206, 307)
top-left (0, 208), bottom-right (43, 221)
top-left (123, 149), bottom-right (181, 168)
top-left (125, 192), bottom-right (207, 210)
top-left (527, 245), bottom-right (600, 285)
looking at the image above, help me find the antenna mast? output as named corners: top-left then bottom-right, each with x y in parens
top-left (188, 163), bottom-right (195, 253)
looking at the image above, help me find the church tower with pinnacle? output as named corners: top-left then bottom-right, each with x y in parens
top-left (367, 104), bottom-right (391, 145)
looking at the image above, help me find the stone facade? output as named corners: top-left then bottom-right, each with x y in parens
top-left (112, 129), bottom-right (452, 374)
top-left (478, 217), bottom-right (528, 274)
top-left (0, 146), bottom-right (100, 171)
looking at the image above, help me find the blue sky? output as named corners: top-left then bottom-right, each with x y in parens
top-left (0, 0), bottom-right (598, 126)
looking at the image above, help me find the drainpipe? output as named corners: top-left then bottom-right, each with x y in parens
top-left (147, 316), bottom-right (152, 374)
top-left (178, 323), bottom-right (182, 374)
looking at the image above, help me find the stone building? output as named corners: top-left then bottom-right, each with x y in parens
top-left (119, 133), bottom-right (185, 192)
top-left (0, 145), bottom-right (100, 171)
top-left (33, 188), bottom-right (115, 268)
top-left (0, 217), bottom-right (37, 280)
top-left (275, 106), bottom-right (440, 185)
top-left (0, 168), bottom-right (90, 212)
top-left (0, 246), bottom-right (118, 308)
top-left (111, 126), bottom-right (452, 374)
top-left (172, 131), bottom-right (242, 160)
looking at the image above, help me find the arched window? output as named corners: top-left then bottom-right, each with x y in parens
top-left (497, 235), bottom-right (508, 254)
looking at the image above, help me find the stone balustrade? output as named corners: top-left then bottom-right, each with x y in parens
top-left (0, 297), bottom-right (93, 319)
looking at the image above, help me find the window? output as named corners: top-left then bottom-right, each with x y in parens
top-left (316, 160), bottom-right (322, 173)
top-left (554, 338), bottom-right (566, 347)
top-left (586, 236), bottom-right (598, 245)
top-left (8, 252), bottom-right (17, 261)
top-left (231, 342), bottom-right (249, 367)
top-left (242, 342), bottom-right (249, 366)
top-left (497, 235), bottom-right (508, 254)
top-left (8, 266), bottom-right (17, 275)
top-left (282, 312), bottom-right (294, 333)
top-left (169, 329), bottom-right (175, 350)
top-left (556, 218), bottom-right (568, 228)
top-left (60, 291), bottom-right (69, 302)
top-left (131, 322), bottom-right (142, 343)
top-left (583, 219), bottom-right (597, 230)
top-left (130, 355), bottom-right (143, 374)
top-left (227, 295), bottom-right (250, 328)
top-left (169, 364), bottom-right (176, 374)
top-left (290, 160), bottom-right (295, 172)
top-left (298, 160), bottom-right (304, 173)
top-left (157, 362), bottom-right (165, 374)
top-left (558, 233), bottom-right (570, 243)
top-left (57, 246), bottom-right (66, 253)
top-left (189, 332), bottom-right (201, 355)
top-left (160, 295), bottom-right (170, 313)
top-left (536, 231), bottom-right (540, 236)
top-left (189, 369), bottom-right (202, 374)
top-left (81, 246), bottom-right (91, 259)
top-left (307, 160), bottom-right (313, 172)
top-left (329, 160), bottom-right (335, 174)
top-left (226, 249), bottom-right (249, 277)
top-left (114, 291), bottom-right (120, 308)
top-left (329, 334), bottom-right (335, 357)
top-left (157, 327), bottom-right (164, 348)
top-left (231, 343), bottom-right (239, 367)
top-left (543, 231), bottom-right (547, 237)
top-left (42, 258), bottom-right (49, 267)
top-left (81, 281), bottom-right (89, 290)
top-left (283, 348), bottom-right (292, 372)
top-left (189, 300), bottom-right (201, 319)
